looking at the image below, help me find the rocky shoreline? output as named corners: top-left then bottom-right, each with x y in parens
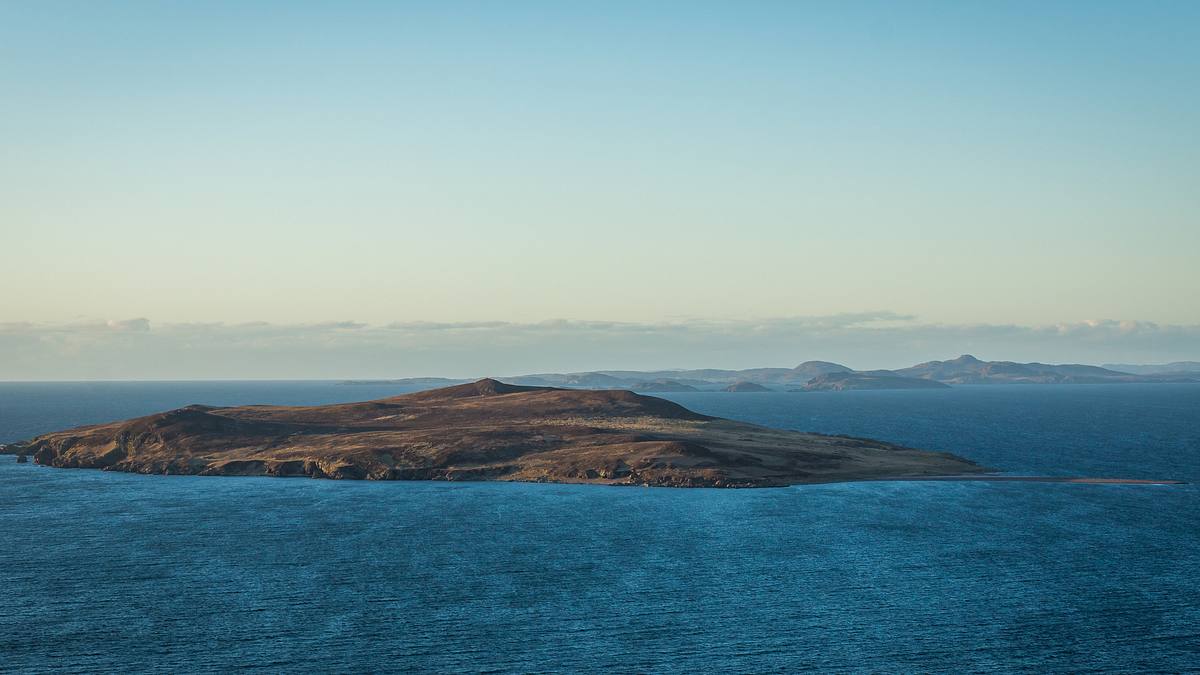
top-left (5, 379), bottom-right (990, 488)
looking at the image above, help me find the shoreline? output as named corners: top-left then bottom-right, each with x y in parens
top-left (865, 474), bottom-right (1187, 485)
top-left (6, 461), bottom-right (1185, 487)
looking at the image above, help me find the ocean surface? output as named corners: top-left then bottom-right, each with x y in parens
top-left (1, 382), bottom-right (1198, 673)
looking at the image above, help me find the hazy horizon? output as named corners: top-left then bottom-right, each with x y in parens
top-left (2, 313), bottom-right (1197, 381)
top-left (3, 2), bottom-right (1197, 378)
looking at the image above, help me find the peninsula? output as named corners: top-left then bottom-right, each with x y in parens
top-left (7, 379), bottom-right (986, 487)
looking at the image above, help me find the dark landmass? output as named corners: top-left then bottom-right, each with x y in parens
top-left (723, 381), bottom-right (772, 392)
top-left (513, 372), bottom-right (629, 388)
top-left (342, 361), bottom-right (853, 390)
top-left (4, 379), bottom-right (987, 487)
top-left (891, 354), bottom-right (1200, 384)
top-left (800, 372), bottom-right (952, 391)
top-left (791, 360), bottom-right (856, 379)
top-left (581, 361), bottom-right (850, 387)
top-left (341, 377), bottom-right (469, 387)
top-left (341, 356), bottom-right (1198, 392)
top-left (859, 355), bottom-right (1200, 386)
top-left (632, 379), bottom-right (700, 392)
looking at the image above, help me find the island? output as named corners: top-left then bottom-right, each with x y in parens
top-left (799, 372), bottom-right (952, 391)
top-left (632, 379), bottom-right (700, 392)
top-left (723, 381), bottom-right (772, 392)
top-left (889, 354), bottom-right (1188, 385)
top-left (5, 379), bottom-right (986, 488)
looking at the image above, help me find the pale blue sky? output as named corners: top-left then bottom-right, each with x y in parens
top-left (2, 2), bottom-right (1198, 375)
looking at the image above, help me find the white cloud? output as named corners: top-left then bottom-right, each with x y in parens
top-left (104, 318), bottom-right (151, 332)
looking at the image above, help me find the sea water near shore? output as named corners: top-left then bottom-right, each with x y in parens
top-left (1, 382), bottom-right (1198, 672)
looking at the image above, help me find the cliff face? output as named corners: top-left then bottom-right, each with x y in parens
top-left (12, 379), bottom-right (986, 487)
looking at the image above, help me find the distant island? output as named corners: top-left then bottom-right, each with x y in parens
top-left (631, 379), bottom-right (700, 392)
top-left (799, 372), bottom-right (951, 391)
top-left (5, 379), bottom-right (987, 487)
top-left (888, 354), bottom-right (1198, 385)
top-left (723, 381), bottom-right (772, 392)
top-left (343, 355), bottom-right (1200, 392)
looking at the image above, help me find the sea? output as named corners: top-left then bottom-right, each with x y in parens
top-left (1, 382), bottom-right (1197, 673)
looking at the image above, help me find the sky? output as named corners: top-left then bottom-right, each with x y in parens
top-left (2, 2), bottom-right (1197, 378)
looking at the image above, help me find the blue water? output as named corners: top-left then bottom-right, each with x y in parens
top-left (1, 383), bottom-right (1198, 673)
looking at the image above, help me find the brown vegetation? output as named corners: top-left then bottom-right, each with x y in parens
top-left (14, 379), bottom-right (986, 487)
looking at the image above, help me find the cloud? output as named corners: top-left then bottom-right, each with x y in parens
top-left (105, 318), bottom-right (151, 332)
top-left (0, 314), bottom-right (1198, 380)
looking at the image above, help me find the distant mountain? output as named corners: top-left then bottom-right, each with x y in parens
top-left (342, 377), bottom-right (469, 386)
top-left (1103, 362), bottom-right (1200, 375)
top-left (506, 376), bottom-right (556, 386)
top-left (892, 354), bottom-right (1175, 384)
top-left (632, 380), bottom-right (700, 392)
top-left (591, 373), bottom-right (714, 387)
top-left (791, 360), bottom-right (854, 380)
top-left (494, 362), bottom-right (857, 389)
top-left (513, 372), bottom-right (629, 387)
top-left (342, 356), bottom-right (1200, 391)
top-left (800, 372), bottom-right (951, 391)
